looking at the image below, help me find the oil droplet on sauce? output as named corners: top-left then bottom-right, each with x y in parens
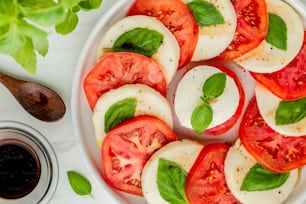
top-left (0, 141), bottom-right (41, 199)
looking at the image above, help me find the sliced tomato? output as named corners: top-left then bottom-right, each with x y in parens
top-left (127, 0), bottom-right (198, 68)
top-left (251, 31), bottom-right (306, 100)
top-left (205, 64), bottom-right (245, 135)
top-left (101, 115), bottom-right (178, 196)
top-left (217, 0), bottom-right (268, 60)
top-left (186, 143), bottom-right (240, 204)
top-left (83, 52), bottom-right (167, 110)
top-left (239, 97), bottom-right (306, 173)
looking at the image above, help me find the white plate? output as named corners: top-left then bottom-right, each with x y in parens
top-left (71, 1), bottom-right (306, 203)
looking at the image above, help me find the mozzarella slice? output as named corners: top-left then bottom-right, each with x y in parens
top-left (174, 65), bottom-right (240, 133)
top-left (97, 15), bottom-right (180, 83)
top-left (93, 84), bottom-right (173, 147)
top-left (255, 83), bottom-right (306, 137)
top-left (142, 139), bottom-right (203, 204)
top-left (182, 0), bottom-right (237, 60)
top-left (234, 0), bottom-right (304, 73)
top-left (224, 139), bottom-right (299, 204)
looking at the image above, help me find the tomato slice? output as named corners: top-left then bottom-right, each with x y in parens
top-left (217, 0), bottom-right (268, 60)
top-left (101, 115), bottom-right (178, 196)
top-left (239, 97), bottom-right (306, 173)
top-left (83, 52), bottom-right (167, 110)
top-left (127, 0), bottom-right (198, 68)
top-left (186, 143), bottom-right (240, 204)
top-left (205, 64), bottom-right (245, 135)
top-left (251, 31), bottom-right (306, 100)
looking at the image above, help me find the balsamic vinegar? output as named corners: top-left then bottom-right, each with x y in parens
top-left (0, 141), bottom-right (41, 199)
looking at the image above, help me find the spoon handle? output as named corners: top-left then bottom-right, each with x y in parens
top-left (0, 72), bottom-right (25, 98)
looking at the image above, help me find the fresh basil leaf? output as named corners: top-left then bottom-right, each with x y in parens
top-left (78, 0), bottom-right (101, 10)
top-left (187, 0), bottom-right (225, 27)
top-left (104, 98), bottom-right (137, 133)
top-left (191, 104), bottom-right (213, 134)
top-left (0, 24), bottom-right (25, 55)
top-left (55, 10), bottom-right (79, 34)
top-left (0, 24), bottom-right (10, 37)
top-left (0, 19), bottom-right (10, 32)
top-left (0, 0), bottom-right (17, 16)
top-left (71, 5), bottom-right (81, 12)
top-left (11, 37), bottom-right (36, 74)
top-left (18, 0), bottom-right (56, 8)
top-left (18, 20), bottom-right (48, 56)
top-left (67, 171), bottom-right (93, 197)
top-left (21, 4), bottom-right (65, 27)
top-left (89, 0), bottom-right (102, 9)
top-left (112, 28), bottom-right (163, 57)
top-left (78, 0), bottom-right (93, 10)
top-left (203, 72), bottom-right (226, 100)
top-left (0, 2), bottom-right (12, 31)
top-left (265, 13), bottom-right (287, 51)
top-left (157, 158), bottom-right (188, 204)
top-left (59, 0), bottom-right (81, 9)
top-left (241, 163), bottom-right (290, 191)
top-left (275, 97), bottom-right (306, 125)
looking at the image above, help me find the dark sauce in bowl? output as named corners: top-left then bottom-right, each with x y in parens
top-left (0, 140), bottom-right (41, 199)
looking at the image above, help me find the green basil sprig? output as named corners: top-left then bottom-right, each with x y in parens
top-left (19, 2), bottom-right (65, 27)
top-left (265, 13), bottom-right (287, 51)
top-left (191, 72), bottom-right (226, 134)
top-left (78, 0), bottom-right (102, 10)
top-left (112, 28), bottom-right (164, 57)
top-left (0, 0), bottom-right (102, 74)
top-left (104, 98), bottom-right (137, 133)
top-left (157, 158), bottom-right (188, 204)
top-left (55, 9), bottom-right (79, 35)
top-left (67, 171), bottom-right (94, 198)
top-left (56, 0), bottom-right (102, 34)
top-left (187, 0), bottom-right (225, 27)
top-left (275, 97), bottom-right (306, 125)
top-left (241, 163), bottom-right (290, 191)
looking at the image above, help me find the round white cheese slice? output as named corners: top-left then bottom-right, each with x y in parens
top-left (142, 139), bottom-right (203, 204)
top-left (224, 139), bottom-right (299, 204)
top-left (234, 0), bottom-right (304, 73)
top-left (97, 15), bottom-right (180, 83)
top-left (174, 65), bottom-right (240, 132)
top-left (182, 0), bottom-right (237, 60)
top-left (93, 84), bottom-right (173, 147)
top-left (255, 83), bottom-right (306, 136)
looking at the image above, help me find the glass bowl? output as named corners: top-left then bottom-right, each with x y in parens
top-left (0, 121), bottom-right (59, 204)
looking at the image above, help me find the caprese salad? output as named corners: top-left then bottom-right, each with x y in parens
top-left (82, 0), bottom-right (306, 203)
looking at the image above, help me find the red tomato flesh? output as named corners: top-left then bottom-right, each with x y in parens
top-left (239, 97), bottom-right (306, 173)
top-left (205, 64), bottom-right (245, 135)
top-left (83, 52), bottom-right (167, 110)
top-left (217, 0), bottom-right (268, 60)
top-left (186, 143), bottom-right (240, 204)
top-left (251, 31), bottom-right (306, 100)
top-left (101, 115), bottom-right (178, 196)
top-left (127, 0), bottom-right (198, 68)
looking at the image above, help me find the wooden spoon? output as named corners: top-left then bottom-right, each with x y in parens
top-left (0, 72), bottom-right (66, 122)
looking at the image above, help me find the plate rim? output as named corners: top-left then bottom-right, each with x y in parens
top-left (71, 0), bottom-right (133, 203)
top-left (71, 0), bottom-right (306, 203)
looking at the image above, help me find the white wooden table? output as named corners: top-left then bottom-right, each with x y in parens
top-left (1, 1), bottom-right (306, 204)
